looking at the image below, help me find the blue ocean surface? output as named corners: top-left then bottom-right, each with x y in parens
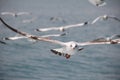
top-left (0, 0), bottom-right (120, 80)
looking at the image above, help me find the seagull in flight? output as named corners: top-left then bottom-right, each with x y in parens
top-left (22, 17), bottom-right (37, 23)
top-left (88, 0), bottom-right (106, 7)
top-left (35, 22), bottom-right (88, 32)
top-left (1, 12), bottom-right (31, 17)
top-left (0, 17), bottom-right (120, 59)
top-left (86, 34), bottom-right (120, 44)
top-left (91, 14), bottom-right (120, 24)
top-left (50, 16), bottom-right (66, 23)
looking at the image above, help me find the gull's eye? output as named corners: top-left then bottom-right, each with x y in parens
top-left (75, 45), bottom-right (77, 48)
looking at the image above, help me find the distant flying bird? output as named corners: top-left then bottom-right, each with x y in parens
top-left (1, 12), bottom-right (31, 17)
top-left (0, 17), bottom-right (120, 59)
top-left (36, 22), bottom-right (88, 32)
top-left (88, 0), bottom-right (106, 6)
top-left (91, 15), bottom-right (120, 24)
top-left (50, 16), bottom-right (66, 23)
top-left (87, 34), bottom-right (120, 44)
top-left (22, 17), bottom-right (37, 23)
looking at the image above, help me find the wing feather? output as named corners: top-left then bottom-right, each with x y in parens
top-left (0, 17), bottom-right (65, 46)
top-left (64, 22), bottom-right (87, 29)
top-left (91, 16), bottom-right (102, 24)
top-left (36, 27), bottom-right (59, 32)
top-left (78, 38), bottom-right (120, 46)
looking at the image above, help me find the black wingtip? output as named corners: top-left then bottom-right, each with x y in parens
top-left (84, 21), bottom-right (88, 25)
top-left (0, 40), bottom-right (7, 45)
top-left (78, 47), bottom-right (84, 51)
top-left (0, 17), bottom-right (3, 22)
top-left (3, 37), bottom-right (9, 40)
top-left (50, 49), bottom-right (71, 59)
top-left (35, 29), bottom-right (41, 32)
top-left (51, 49), bottom-right (58, 54)
top-left (50, 49), bottom-right (62, 56)
top-left (113, 34), bottom-right (120, 39)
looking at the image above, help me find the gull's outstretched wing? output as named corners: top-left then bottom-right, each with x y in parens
top-left (92, 15), bottom-right (120, 24)
top-left (3, 33), bottom-right (66, 41)
top-left (108, 16), bottom-right (120, 22)
top-left (41, 33), bottom-right (66, 37)
top-left (63, 22), bottom-right (88, 29)
top-left (78, 37), bottom-right (120, 46)
top-left (3, 36), bottom-right (27, 40)
top-left (36, 22), bottom-right (88, 32)
top-left (0, 17), bottom-right (65, 46)
top-left (1, 12), bottom-right (15, 16)
top-left (91, 16), bottom-right (102, 24)
top-left (17, 12), bottom-right (31, 16)
top-left (36, 27), bottom-right (60, 32)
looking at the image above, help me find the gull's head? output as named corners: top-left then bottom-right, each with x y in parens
top-left (66, 41), bottom-right (84, 51)
top-left (103, 15), bottom-right (108, 20)
top-left (59, 27), bottom-right (65, 32)
top-left (51, 41), bottom-right (84, 59)
top-left (14, 13), bottom-right (18, 17)
top-left (66, 41), bottom-right (78, 49)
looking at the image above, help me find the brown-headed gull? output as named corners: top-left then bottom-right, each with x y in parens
top-left (0, 17), bottom-right (120, 59)
top-left (91, 14), bottom-right (120, 24)
top-left (88, 0), bottom-right (106, 6)
top-left (36, 22), bottom-right (88, 32)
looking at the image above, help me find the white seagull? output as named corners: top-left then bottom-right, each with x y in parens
top-left (91, 14), bottom-right (120, 24)
top-left (0, 17), bottom-right (120, 59)
top-left (36, 22), bottom-right (88, 32)
top-left (22, 17), bottom-right (37, 23)
top-left (1, 12), bottom-right (31, 17)
top-left (50, 16), bottom-right (66, 23)
top-left (88, 0), bottom-right (106, 7)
